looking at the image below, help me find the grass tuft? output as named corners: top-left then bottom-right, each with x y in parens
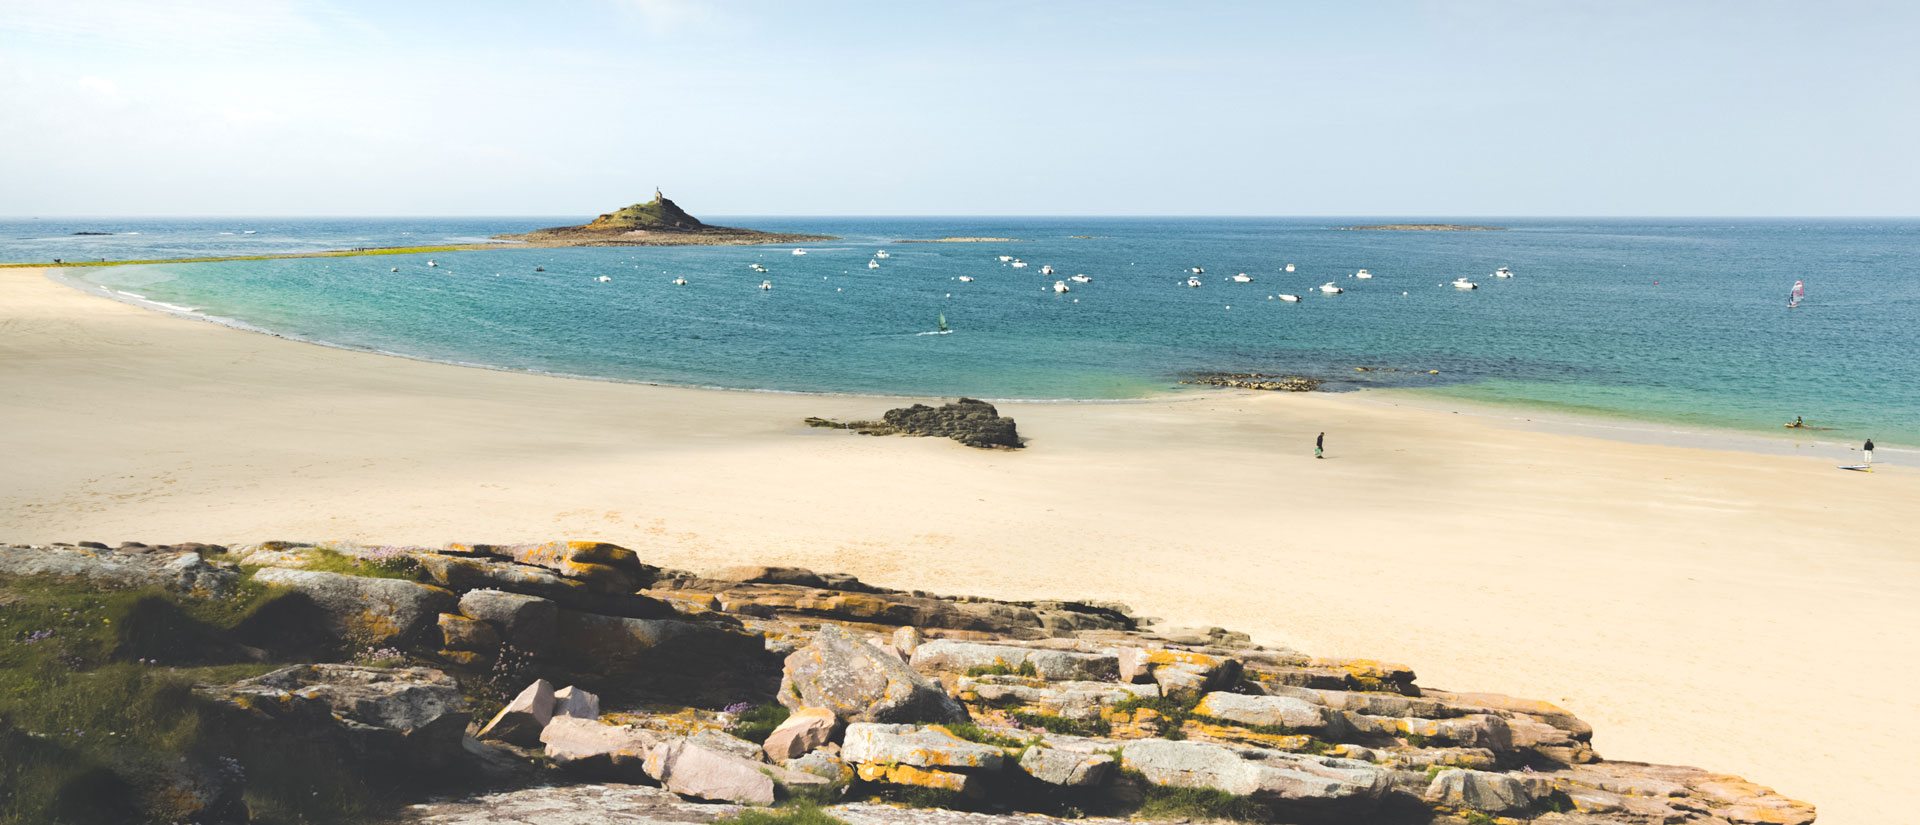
top-left (716, 802), bottom-right (853, 825)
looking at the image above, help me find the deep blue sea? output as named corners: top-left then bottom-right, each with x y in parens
top-left (6, 216), bottom-right (1916, 446)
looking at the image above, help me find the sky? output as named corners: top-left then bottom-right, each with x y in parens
top-left (1, 0), bottom-right (1915, 217)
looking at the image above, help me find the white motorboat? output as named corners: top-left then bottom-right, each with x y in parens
top-left (1318, 282), bottom-right (1343, 294)
top-left (957, 276), bottom-right (975, 282)
top-left (1285, 263), bottom-right (1295, 272)
top-left (1010, 260), bottom-right (1028, 268)
top-left (389, 267), bottom-right (398, 272)
top-left (1069, 274), bottom-right (1092, 283)
top-left (671, 277), bottom-right (687, 285)
top-left (1052, 280), bottom-right (1071, 293)
top-left (1278, 294), bottom-right (1301, 302)
top-left (1494, 267), bottom-right (1513, 278)
top-left (1232, 273), bottom-right (1253, 283)
top-left (427, 260), bottom-right (437, 267)
top-left (759, 280), bottom-right (773, 290)
top-left (868, 259), bottom-right (880, 269)
top-left (1355, 269), bottom-right (1373, 279)
top-left (875, 251), bottom-right (890, 259)
top-left (1186, 277), bottom-right (1204, 288)
top-left (997, 255), bottom-right (1014, 262)
top-left (1040, 265), bottom-right (1054, 275)
top-left (1189, 267), bottom-right (1204, 275)
top-left (596, 276), bottom-right (612, 282)
top-left (749, 264), bottom-right (767, 272)
top-left (791, 249), bottom-right (806, 256)
top-left (1451, 278), bottom-right (1478, 290)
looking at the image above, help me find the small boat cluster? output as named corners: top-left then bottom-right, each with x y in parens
top-left (509, 247), bottom-right (1519, 303)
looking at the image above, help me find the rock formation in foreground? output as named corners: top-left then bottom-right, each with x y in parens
top-left (0, 541), bottom-right (1813, 825)
top-left (495, 191), bottom-right (837, 247)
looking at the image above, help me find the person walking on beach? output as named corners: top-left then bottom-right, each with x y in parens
top-left (1315, 432), bottom-right (1325, 460)
top-left (1864, 437), bottom-right (1875, 466)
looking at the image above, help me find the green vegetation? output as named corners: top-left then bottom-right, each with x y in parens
top-left (939, 722), bottom-right (1031, 749)
top-left (303, 547), bottom-right (424, 582)
top-left (1404, 732), bottom-right (1432, 748)
top-left (1464, 812), bottom-right (1497, 825)
top-left (0, 245), bottom-right (479, 269)
top-left (1120, 770), bottom-right (1272, 822)
top-left (728, 703), bottom-right (792, 743)
top-left (588, 195), bottom-right (706, 230)
top-left (963, 659), bottom-right (1039, 678)
top-left (1009, 711), bottom-right (1110, 737)
top-left (714, 802), bottom-right (852, 825)
top-left (0, 574), bottom-right (406, 824)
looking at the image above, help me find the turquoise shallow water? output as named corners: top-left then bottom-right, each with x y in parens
top-left (12, 216), bottom-right (1918, 446)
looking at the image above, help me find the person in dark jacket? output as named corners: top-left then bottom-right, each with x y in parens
top-left (1864, 438), bottom-right (1875, 465)
top-left (1315, 432), bottom-right (1325, 459)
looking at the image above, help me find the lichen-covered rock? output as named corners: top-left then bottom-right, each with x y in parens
top-left (908, 640), bottom-right (1119, 681)
top-left (956, 676), bottom-right (1158, 720)
top-left (841, 723), bottom-right (1006, 772)
top-left (781, 625), bottom-right (967, 723)
top-left (1193, 692), bottom-right (1335, 733)
top-left (642, 739), bottom-right (776, 805)
top-left (457, 588), bottom-right (560, 648)
top-left (1424, 768), bottom-right (1536, 814)
top-left (539, 717), bottom-right (659, 781)
top-left (250, 567), bottom-right (456, 648)
top-left (1018, 747), bottom-right (1115, 787)
top-left (1120, 739), bottom-right (1390, 810)
top-left (437, 612), bottom-right (500, 651)
top-left (476, 679), bottom-right (554, 746)
top-left (785, 748), bottom-right (854, 784)
top-left (205, 664), bottom-right (469, 769)
top-left (1117, 647), bottom-right (1242, 688)
top-left (855, 763), bottom-right (982, 795)
top-left (0, 544), bottom-right (238, 597)
top-left (764, 706), bottom-right (838, 760)
top-left (453, 541), bottom-right (660, 594)
top-left (686, 727), bottom-right (762, 761)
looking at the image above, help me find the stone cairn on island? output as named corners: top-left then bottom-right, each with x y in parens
top-left (0, 541), bottom-right (1815, 825)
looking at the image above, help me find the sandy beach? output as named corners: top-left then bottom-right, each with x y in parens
top-left (2, 267), bottom-right (1913, 823)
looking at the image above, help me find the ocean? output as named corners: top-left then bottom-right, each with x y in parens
top-left (7, 216), bottom-right (1916, 447)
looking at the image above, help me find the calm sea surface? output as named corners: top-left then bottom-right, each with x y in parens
top-left (7, 216), bottom-right (1916, 446)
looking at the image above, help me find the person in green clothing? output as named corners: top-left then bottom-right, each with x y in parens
top-left (1315, 432), bottom-right (1325, 459)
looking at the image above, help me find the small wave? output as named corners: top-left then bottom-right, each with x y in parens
top-left (914, 330), bottom-right (954, 336)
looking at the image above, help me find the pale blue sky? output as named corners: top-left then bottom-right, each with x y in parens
top-left (2, 0), bottom-right (1914, 216)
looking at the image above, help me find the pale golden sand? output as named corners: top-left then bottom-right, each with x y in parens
top-left (3, 268), bottom-right (1913, 822)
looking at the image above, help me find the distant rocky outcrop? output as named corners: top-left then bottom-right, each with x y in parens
top-left (495, 191), bottom-right (836, 247)
top-left (0, 540), bottom-right (1815, 825)
top-left (1183, 372), bottom-right (1324, 392)
top-left (806, 398), bottom-right (1022, 449)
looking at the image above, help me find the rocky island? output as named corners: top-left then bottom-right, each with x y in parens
top-left (494, 191), bottom-right (837, 247)
top-left (1338, 225), bottom-right (1506, 231)
top-left (0, 540), bottom-right (1813, 825)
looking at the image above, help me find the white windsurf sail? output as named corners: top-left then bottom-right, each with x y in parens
top-left (1789, 280), bottom-right (1804, 308)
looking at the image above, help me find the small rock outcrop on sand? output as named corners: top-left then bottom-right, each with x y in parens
top-left (495, 191), bottom-right (836, 247)
top-left (806, 397), bottom-right (1022, 449)
top-left (0, 540), bottom-right (1815, 825)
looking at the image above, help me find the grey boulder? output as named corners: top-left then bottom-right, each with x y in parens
top-left (781, 625), bottom-right (966, 723)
